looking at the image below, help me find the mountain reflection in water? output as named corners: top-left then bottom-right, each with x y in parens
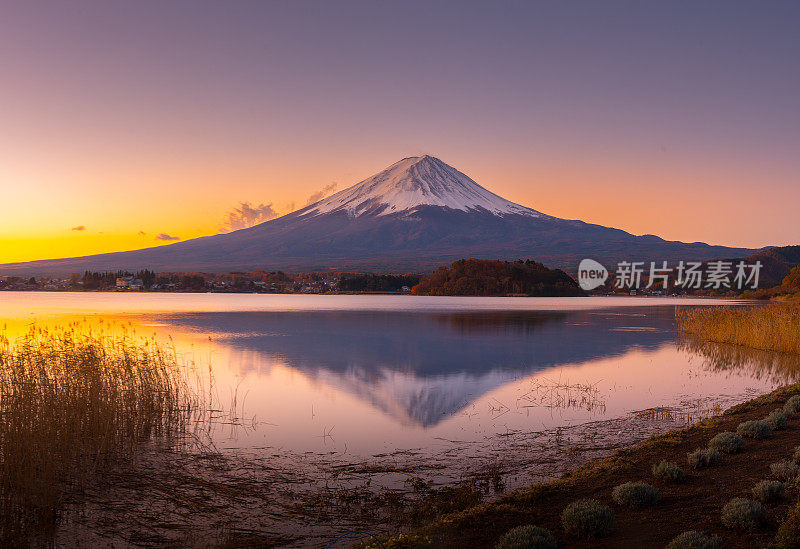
top-left (3, 293), bottom-right (796, 455)
top-left (160, 308), bottom-right (677, 427)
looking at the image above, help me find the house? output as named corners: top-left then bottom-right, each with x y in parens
top-left (129, 279), bottom-right (144, 290)
top-left (116, 276), bottom-right (133, 290)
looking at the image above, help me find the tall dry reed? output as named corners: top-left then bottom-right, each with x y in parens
top-left (0, 324), bottom-right (202, 543)
top-left (677, 304), bottom-right (800, 355)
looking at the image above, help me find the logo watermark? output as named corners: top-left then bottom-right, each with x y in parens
top-left (578, 259), bottom-right (762, 291)
top-left (578, 258), bottom-right (609, 291)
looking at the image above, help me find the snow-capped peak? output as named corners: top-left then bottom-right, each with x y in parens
top-left (300, 155), bottom-right (543, 218)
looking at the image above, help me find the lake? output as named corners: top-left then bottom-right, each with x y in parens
top-left (2, 293), bottom-right (793, 458)
top-left (6, 292), bottom-right (799, 545)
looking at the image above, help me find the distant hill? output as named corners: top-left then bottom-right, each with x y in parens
top-left (729, 245), bottom-right (800, 288)
top-left (0, 155), bottom-right (762, 276)
top-left (412, 259), bottom-right (584, 297)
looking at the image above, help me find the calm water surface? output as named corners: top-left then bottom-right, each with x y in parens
top-left (1, 293), bottom-right (791, 457)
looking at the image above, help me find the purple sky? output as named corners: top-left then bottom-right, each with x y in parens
top-left (1, 1), bottom-right (799, 261)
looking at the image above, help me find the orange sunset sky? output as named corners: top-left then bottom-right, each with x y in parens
top-left (1, 2), bottom-right (798, 264)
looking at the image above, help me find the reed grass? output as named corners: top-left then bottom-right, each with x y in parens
top-left (0, 324), bottom-right (202, 543)
top-left (677, 304), bottom-right (800, 355)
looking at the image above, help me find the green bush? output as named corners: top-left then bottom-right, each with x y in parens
top-left (495, 525), bottom-right (557, 549)
top-left (611, 481), bottom-right (660, 508)
top-left (784, 395), bottom-right (800, 417)
top-left (560, 499), bottom-right (615, 538)
top-left (721, 498), bottom-right (765, 531)
top-left (708, 431), bottom-right (744, 454)
top-left (770, 460), bottom-right (800, 481)
top-left (687, 447), bottom-right (721, 469)
top-left (752, 480), bottom-right (784, 502)
top-left (736, 420), bottom-right (772, 439)
top-left (652, 460), bottom-right (685, 483)
top-left (665, 530), bottom-right (722, 549)
top-left (766, 409), bottom-right (788, 431)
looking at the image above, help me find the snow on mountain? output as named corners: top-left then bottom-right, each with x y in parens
top-left (301, 154), bottom-right (543, 218)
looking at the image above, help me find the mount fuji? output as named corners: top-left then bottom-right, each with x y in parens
top-left (1, 155), bottom-right (759, 275)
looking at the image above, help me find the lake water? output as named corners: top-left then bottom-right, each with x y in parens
top-left (8, 292), bottom-right (800, 546)
top-left (2, 292), bottom-right (794, 459)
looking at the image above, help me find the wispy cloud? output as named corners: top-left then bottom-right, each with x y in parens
top-left (71, 225), bottom-right (86, 231)
top-left (304, 182), bottom-right (338, 206)
top-left (219, 185), bottom-right (338, 234)
top-left (221, 202), bottom-right (279, 232)
top-left (155, 233), bottom-right (180, 241)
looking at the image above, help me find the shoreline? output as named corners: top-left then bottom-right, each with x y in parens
top-left (372, 381), bottom-right (800, 548)
top-left (49, 383), bottom-right (781, 548)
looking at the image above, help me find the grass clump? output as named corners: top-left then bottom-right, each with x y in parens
top-left (665, 530), bottom-right (722, 549)
top-left (611, 481), bottom-right (660, 509)
top-left (404, 480), bottom-right (486, 523)
top-left (495, 525), bottom-right (557, 549)
top-left (0, 325), bottom-right (202, 544)
top-left (708, 431), bottom-right (744, 454)
top-left (766, 409), bottom-right (788, 430)
top-left (721, 498), bottom-right (765, 531)
top-left (775, 500), bottom-right (800, 548)
top-left (785, 395), bottom-right (800, 417)
top-left (677, 303), bottom-right (800, 354)
top-left (687, 447), bottom-right (720, 469)
top-left (752, 480), bottom-right (784, 502)
top-left (770, 460), bottom-right (800, 481)
top-left (736, 420), bottom-right (772, 439)
top-left (560, 499), bottom-right (615, 538)
top-left (652, 460), bottom-right (685, 483)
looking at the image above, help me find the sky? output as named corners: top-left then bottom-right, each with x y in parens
top-left (1, 1), bottom-right (799, 263)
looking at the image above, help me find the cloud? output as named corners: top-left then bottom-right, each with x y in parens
top-left (155, 233), bottom-right (180, 241)
top-left (71, 225), bottom-right (86, 231)
top-left (221, 202), bottom-right (279, 232)
top-left (218, 185), bottom-right (338, 234)
top-left (304, 182), bottom-right (338, 206)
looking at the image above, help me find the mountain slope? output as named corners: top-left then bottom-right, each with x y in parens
top-left (0, 155), bottom-right (762, 275)
top-left (723, 245), bottom-right (800, 287)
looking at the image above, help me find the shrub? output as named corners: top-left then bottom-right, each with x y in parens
top-left (770, 460), bottom-right (800, 481)
top-left (611, 481), bottom-right (660, 508)
top-left (736, 420), bottom-right (772, 439)
top-left (784, 395), bottom-right (800, 417)
top-left (687, 448), bottom-right (721, 469)
top-left (665, 530), bottom-right (722, 549)
top-left (775, 501), bottom-right (800, 548)
top-left (766, 409), bottom-right (788, 431)
top-left (721, 498), bottom-right (765, 530)
top-left (752, 480), bottom-right (784, 502)
top-left (561, 499), bottom-right (615, 538)
top-left (708, 431), bottom-right (744, 454)
top-left (793, 446), bottom-right (800, 464)
top-left (495, 525), bottom-right (557, 549)
top-left (652, 460), bottom-right (685, 483)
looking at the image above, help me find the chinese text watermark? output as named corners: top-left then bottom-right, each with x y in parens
top-left (578, 259), bottom-right (762, 292)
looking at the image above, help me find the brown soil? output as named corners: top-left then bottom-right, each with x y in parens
top-left (376, 383), bottom-right (800, 548)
